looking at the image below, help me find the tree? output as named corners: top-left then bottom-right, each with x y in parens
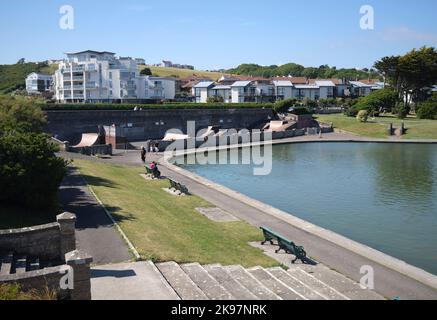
top-left (140, 67), bottom-right (152, 76)
top-left (375, 47), bottom-right (437, 112)
top-left (0, 95), bottom-right (67, 209)
top-left (17, 58), bottom-right (25, 64)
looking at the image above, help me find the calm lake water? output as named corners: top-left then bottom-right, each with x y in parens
top-left (179, 143), bottom-right (437, 275)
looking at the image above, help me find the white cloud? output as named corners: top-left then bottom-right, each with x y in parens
top-left (380, 27), bottom-right (437, 42)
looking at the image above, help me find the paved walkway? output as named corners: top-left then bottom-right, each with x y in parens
top-left (91, 261), bottom-right (179, 300)
top-left (58, 167), bottom-right (132, 265)
top-left (59, 133), bottom-right (437, 299)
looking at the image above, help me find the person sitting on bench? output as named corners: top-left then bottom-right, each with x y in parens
top-left (150, 161), bottom-right (161, 178)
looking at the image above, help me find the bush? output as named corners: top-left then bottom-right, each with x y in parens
top-left (291, 107), bottom-right (312, 115)
top-left (206, 96), bottom-right (224, 103)
top-left (345, 89), bottom-right (399, 117)
top-left (0, 283), bottom-right (56, 300)
top-left (356, 110), bottom-right (369, 122)
top-left (273, 98), bottom-right (297, 113)
top-left (0, 131), bottom-right (67, 209)
top-left (417, 100), bottom-right (437, 120)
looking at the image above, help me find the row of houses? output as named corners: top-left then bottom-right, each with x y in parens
top-left (191, 76), bottom-right (385, 103)
top-left (26, 51), bottom-right (174, 103)
top-left (25, 50), bottom-right (387, 104)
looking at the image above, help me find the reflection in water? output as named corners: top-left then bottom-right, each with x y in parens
top-left (180, 143), bottom-right (437, 275)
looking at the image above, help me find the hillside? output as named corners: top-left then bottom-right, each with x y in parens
top-left (226, 63), bottom-right (382, 80)
top-left (140, 65), bottom-right (224, 80)
top-left (0, 63), bottom-right (57, 94)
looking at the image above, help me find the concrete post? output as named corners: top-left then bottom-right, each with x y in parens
top-left (65, 250), bottom-right (93, 300)
top-left (57, 212), bottom-right (77, 260)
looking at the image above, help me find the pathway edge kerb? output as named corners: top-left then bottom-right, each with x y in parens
top-left (75, 167), bottom-right (141, 261)
top-left (161, 140), bottom-right (437, 291)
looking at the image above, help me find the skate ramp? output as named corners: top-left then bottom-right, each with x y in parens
top-left (73, 133), bottom-right (100, 148)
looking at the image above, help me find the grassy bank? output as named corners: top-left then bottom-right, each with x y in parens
top-left (316, 114), bottom-right (437, 140)
top-left (142, 65), bottom-right (224, 80)
top-left (74, 159), bottom-right (278, 268)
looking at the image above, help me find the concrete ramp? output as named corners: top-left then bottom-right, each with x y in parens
top-left (263, 121), bottom-right (296, 132)
top-left (73, 133), bottom-right (100, 148)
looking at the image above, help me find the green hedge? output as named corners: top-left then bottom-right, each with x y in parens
top-left (42, 102), bottom-right (274, 111)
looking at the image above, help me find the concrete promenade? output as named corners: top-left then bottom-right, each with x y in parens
top-left (60, 133), bottom-right (437, 299)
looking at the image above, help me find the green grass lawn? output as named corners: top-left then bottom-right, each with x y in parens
top-left (0, 205), bottom-right (57, 229)
top-left (74, 159), bottom-right (278, 268)
top-left (316, 114), bottom-right (437, 140)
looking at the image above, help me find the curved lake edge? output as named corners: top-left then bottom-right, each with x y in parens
top-left (162, 134), bottom-right (437, 291)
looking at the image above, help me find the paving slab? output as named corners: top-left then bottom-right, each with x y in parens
top-left (91, 261), bottom-right (179, 300)
top-left (195, 207), bottom-right (240, 222)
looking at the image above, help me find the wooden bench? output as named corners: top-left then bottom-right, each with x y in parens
top-left (260, 226), bottom-right (307, 264)
top-left (168, 178), bottom-right (189, 195)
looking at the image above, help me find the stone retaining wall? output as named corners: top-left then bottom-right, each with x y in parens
top-left (0, 213), bottom-right (93, 300)
top-left (0, 213), bottom-right (76, 261)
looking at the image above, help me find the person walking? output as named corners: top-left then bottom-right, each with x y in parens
top-left (141, 146), bottom-right (147, 163)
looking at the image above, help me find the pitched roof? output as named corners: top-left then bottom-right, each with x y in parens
top-left (231, 81), bottom-right (252, 87)
top-left (273, 77), bottom-right (308, 84)
top-left (350, 81), bottom-right (373, 88)
top-left (315, 80), bottom-right (336, 87)
top-left (66, 50), bottom-right (115, 55)
top-left (273, 80), bottom-right (294, 87)
top-left (212, 85), bottom-right (231, 90)
top-left (194, 81), bottom-right (215, 88)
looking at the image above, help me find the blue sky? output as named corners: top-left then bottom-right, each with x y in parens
top-left (1, 0), bottom-right (437, 70)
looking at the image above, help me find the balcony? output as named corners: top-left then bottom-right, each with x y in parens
top-left (86, 82), bottom-right (98, 89)
top-left (63, 85), bottom-right (83, 90)
top-left (64, 76), bottom-right (84, 82)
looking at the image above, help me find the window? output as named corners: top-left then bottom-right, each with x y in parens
top-left (109, 72), bottom-right (112, 79)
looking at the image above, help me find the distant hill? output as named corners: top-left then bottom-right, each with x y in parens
top-left (0, 62), bottom-right (57, 94)
top-left (141, 65), bottom-right (224, 80)
top-left (226, 63), bottom-right (382, 80)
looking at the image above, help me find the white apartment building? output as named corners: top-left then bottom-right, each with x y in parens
top-left (26, 72), bottom-right (53, 94)
top-left (54, 50), bottom-right (175, 103)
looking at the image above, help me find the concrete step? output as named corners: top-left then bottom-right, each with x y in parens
top-left (224, 265), bottom-right (281, 300)
top-left (267, 267), bottom-right (326, 300)
top-left (203, 265), bottom-right (259, 300)
top-left (156, 262), bottom-right (208, 300)
top-left (180, 263), bottom-right (234, 300)
top-left (248, 267), bottom-right (305, 300)
top-left (0, 252), bottom-right (13, 276)
top-left (288, 267), bottom-right (350, 300)
top-left (15, 256), bottom-right (27, 274)
top-left (91, 261), bottom-right (180, 300)
top-left (297, 264), bottom-right (385, 300)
